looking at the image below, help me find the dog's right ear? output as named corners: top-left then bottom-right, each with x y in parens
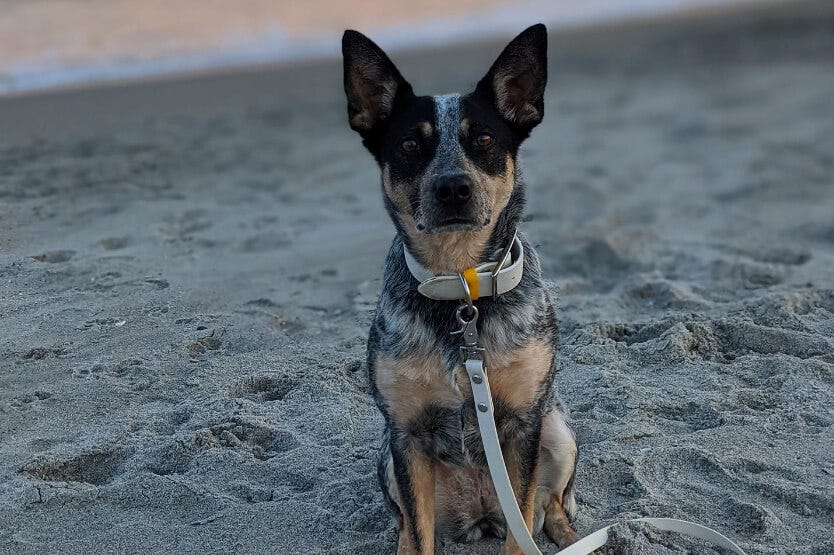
top-left (342, 30), bottom-right (413, 137)
top-left (473, 24), bottom-right (547, 133)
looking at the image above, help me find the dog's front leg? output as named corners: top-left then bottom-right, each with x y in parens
top-left (500, 431), bottom-right (541, 555)
top-left (390, 430), bottom-right (437, 554)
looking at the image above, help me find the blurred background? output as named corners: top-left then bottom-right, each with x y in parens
top-left (2, 1), bottom-right (833, 554)
top-left (1, 0), bottom-right (778, 96)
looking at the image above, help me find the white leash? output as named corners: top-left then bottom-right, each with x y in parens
top-left (464, 355), bottom-right (544, 555)
top-left (448, 278), bottom-right (745, 554)
top-left (553, 517), bottom-right (747, 554)
top-left (464, 346), bottom-right (749, 555)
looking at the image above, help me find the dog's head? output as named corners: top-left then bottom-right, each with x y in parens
top-left (342, 25), bottom-right (547, 271)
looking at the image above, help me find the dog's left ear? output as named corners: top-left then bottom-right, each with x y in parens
top-left (342, 30), bottom-right (413, 137)
top-left (474, 24), bottom-right (547, 131)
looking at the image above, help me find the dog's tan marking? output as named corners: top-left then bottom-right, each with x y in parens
top-left (406, 451), bottom-right (437, 554)
top-left (543, 494), bottom-right (581, 549)
top-left (407, 223), bottom-right (495, 273)
top-left (375, 354), bottom-right (459, 423)
top-left (375, 354), bottom-right (447, 553)
top-left (487, 338), bottom-right (553, 410)
top-left (396, 533), bottom-right (414, 554)
top-left (491, 155), bottom-right (516, 220)
top-left (382, 164), bottom-right (413, 216)
top-left (379, 425), bottom-right (439, 555)
top-left (419, 121), bottom-right (433, 138)
top-left (394, 451), bottom-right (437, 554)
top-left (460, 118), bottom-right (470, 133)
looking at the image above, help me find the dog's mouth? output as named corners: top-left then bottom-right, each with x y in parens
top-left (418, 217), bottom-right (487, 234)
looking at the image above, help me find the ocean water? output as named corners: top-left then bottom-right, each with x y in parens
top-left (0, 0), bottom-right (771, 96)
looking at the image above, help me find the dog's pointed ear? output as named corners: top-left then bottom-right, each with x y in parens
top-left (342, 30), bottom-right (413, 136)
top-left (474, 24), bottom-right (547, 130)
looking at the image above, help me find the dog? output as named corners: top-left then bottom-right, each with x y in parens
top-left (342, 24), bottom-right (580, 554)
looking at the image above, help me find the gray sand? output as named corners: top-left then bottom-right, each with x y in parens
top-left (1, 3), bottom-right (833, 554)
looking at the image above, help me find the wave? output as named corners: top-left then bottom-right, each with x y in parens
top-left (0, 0), bottom-right (769, 96)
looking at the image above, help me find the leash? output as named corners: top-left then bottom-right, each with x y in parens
top-left (405, 233), bottom-right (748, 554)
top-left (455, 297), bottom-right (748, 555)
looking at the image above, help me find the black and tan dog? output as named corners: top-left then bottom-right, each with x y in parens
top-left (342, 25), bottom-right (580, 554)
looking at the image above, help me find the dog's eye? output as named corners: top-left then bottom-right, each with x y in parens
top-left (475, 133), bottom-right (494, 147)
top-left (401, 138), bottom-right (419, 152)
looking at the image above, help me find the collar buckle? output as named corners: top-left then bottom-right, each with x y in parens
top-left (490, 229), bottom-right (517, 298)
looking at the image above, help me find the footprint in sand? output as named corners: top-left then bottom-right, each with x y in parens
top-left (239, 229), bottom-right (294, 252)
top-left (653, 400), bottom-right (724, 431)
top-left (239, 299), bottom-right (308, 336)
top-left (202, 418), bottom-right (300, 461)
top-left (720, 498), bottom-right (781, 537)
top-left (141, 440), bottom-right (195, 476)
top-left (228, 482), bottom-right (274, 503)
top-left (143, 277), bottom-right (169, 289)
top-left (31, 250), bottom-right (74, 263)
top-left (9, 390), bottom-right (53, 410)
top-left (585, 456), bottom-right (648, 509)
top-left (186, 330), bottom-right (223, 359)
top-left (229, 374), bottom-right (300, 402)
top-left (159, 210), bottom-right (212, 239)
top-left (23, 346), bottom-right (67, 360)
top-left (99, 236), bottom-right (130, 250)
top-left (710, 257), bottom-right (787, 290)
top-left (22, 447), bottom-right (126, 486)
top-left (147, 407), bottom-right (194, 436)
top-left (626, 276), bottom-right (707, 311)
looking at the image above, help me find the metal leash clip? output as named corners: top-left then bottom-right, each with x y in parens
top-left (451, 273), bottom-right (485, 363)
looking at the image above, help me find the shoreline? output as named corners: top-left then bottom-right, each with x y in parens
top-left (0, 0), bottom-right (817, 145)
top-left (0, 0), bottom-right (790, 101)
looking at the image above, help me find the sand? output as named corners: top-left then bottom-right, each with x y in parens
top-left (1, 2), bottom-right (833, 554)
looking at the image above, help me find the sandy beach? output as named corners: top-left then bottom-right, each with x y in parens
top-left (1, 2), bottom-right (833, 553)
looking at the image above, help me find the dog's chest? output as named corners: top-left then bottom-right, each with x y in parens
top-left (374, 337), bottom-right (553, 466)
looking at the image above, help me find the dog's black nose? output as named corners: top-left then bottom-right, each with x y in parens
top-left (433, 174), bottom-right (473, 206)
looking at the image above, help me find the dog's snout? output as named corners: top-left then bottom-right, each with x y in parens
top-left (433, 174), bottom-right (473, 206)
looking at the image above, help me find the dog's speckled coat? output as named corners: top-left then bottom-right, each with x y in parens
top-left (343, 25), bottom-right (581, 553)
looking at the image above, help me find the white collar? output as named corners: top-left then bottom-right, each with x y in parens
top-left (402, 233), bottom-right (524, 301)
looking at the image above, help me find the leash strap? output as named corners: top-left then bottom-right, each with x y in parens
top-left (467, 355), bottom-right (748, 554)
top-left (554, 517), bottom-right (747, 555)
top-left (459, 312), bottom-right (748, 555)
top-left (465, 357), bottom-right (543, 555)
